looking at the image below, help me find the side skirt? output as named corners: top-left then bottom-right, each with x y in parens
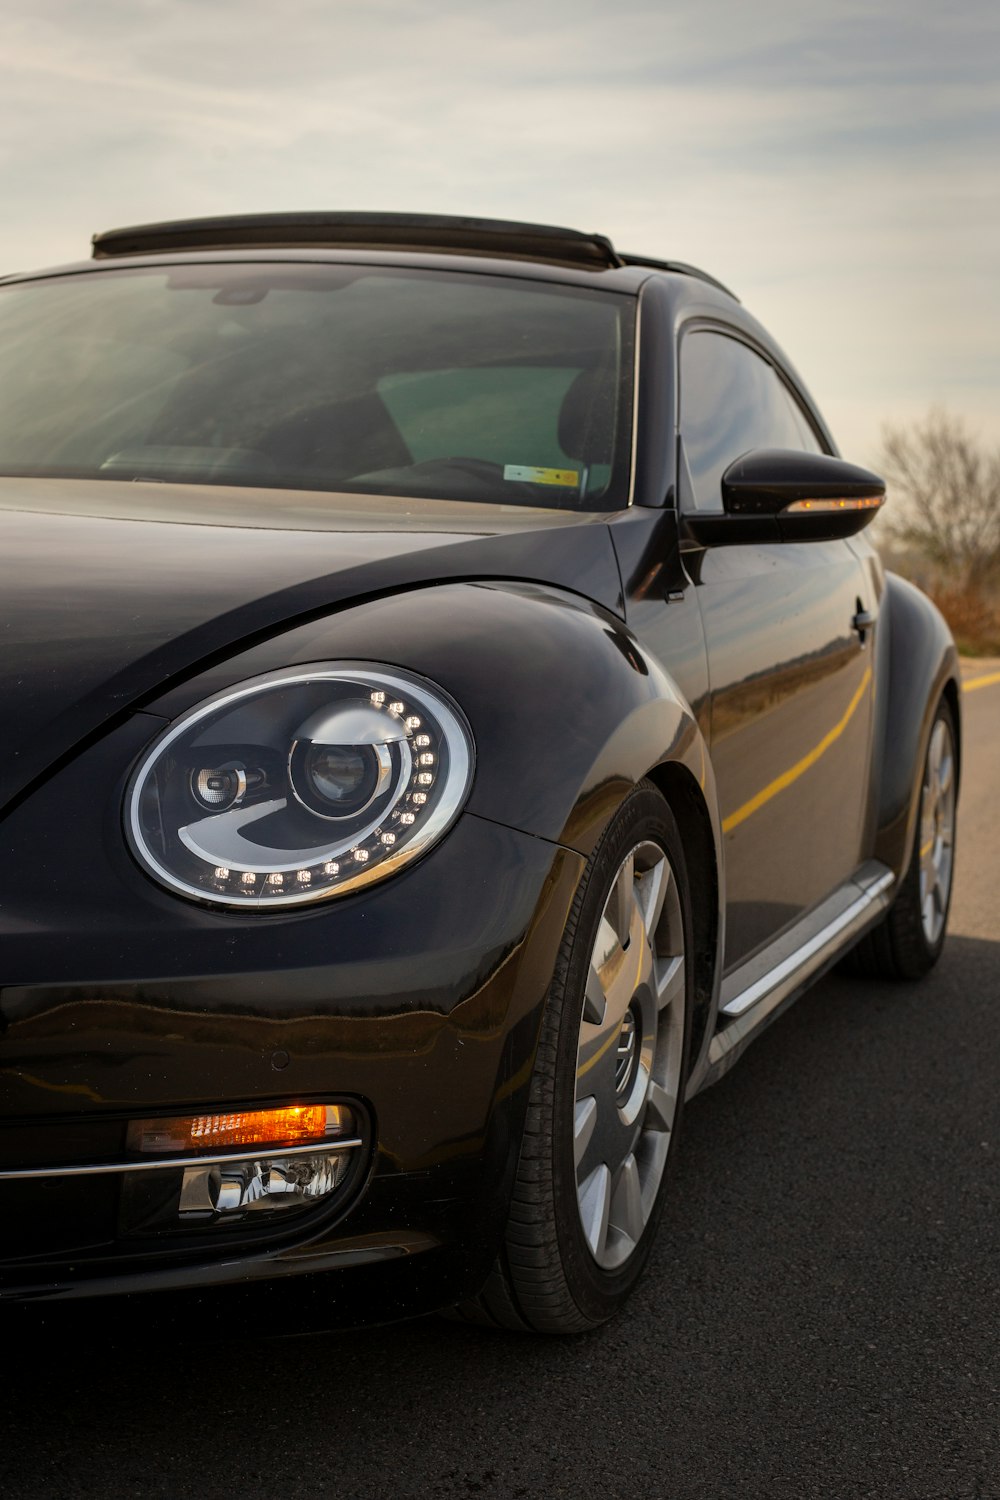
top-left (690, 861), bottom-right (895, 1095)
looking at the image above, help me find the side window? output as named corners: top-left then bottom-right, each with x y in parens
top-left (679, 330), bottom-right (822, 511)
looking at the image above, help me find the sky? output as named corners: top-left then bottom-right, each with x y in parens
top-left (1, 0), bottom-right (997, 467)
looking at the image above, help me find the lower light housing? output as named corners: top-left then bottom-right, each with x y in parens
top-left (119, 1102), bottom-right (366, 1237)
top-left (174, 1148), bottom-right (351, 1223)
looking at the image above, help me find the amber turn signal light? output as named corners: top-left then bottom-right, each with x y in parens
top-left (783, 494), bottom-right (884, 513)
top-left (129, 1103), bottom-right (351, 1155)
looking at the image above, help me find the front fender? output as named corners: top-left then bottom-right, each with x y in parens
top-left (873, 572), bottom-right (961, 877)
top-left (146, 579), bottom-right (725, 1073)
top-left (148, 579), bottom-right (721, 862)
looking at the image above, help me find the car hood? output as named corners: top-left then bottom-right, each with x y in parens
top-left (0, 479), bottom-right (623, 812)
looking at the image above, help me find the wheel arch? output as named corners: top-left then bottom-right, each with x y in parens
top-left (872, 571), bottom-right (962, 877)
top-left (645, 758), bottom-right (720, 1083)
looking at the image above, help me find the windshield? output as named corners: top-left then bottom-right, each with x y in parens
top-left (0, 263), bottom-right (635, 511)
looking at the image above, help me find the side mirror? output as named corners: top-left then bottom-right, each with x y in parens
top-left (684, 449), bottom-right (886, 546)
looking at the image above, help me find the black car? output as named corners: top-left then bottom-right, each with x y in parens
top-left (0, 213), bottom-right (960, 1333)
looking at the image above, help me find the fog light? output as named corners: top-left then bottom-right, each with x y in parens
top-left (177, 1151), bottom-right (351, 1219)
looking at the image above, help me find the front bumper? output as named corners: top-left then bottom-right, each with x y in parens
top-left (0, 714), bottom-right (584, 1311)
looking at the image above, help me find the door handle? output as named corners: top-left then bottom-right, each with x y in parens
top-left (852, 604), bottom-right (876, 644)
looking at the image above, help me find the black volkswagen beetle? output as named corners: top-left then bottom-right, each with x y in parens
top-left (0, 214), bottom-right (960, 1332)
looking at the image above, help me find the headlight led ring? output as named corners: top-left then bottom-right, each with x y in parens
top-left (126, 664), bottom-right (474, 909)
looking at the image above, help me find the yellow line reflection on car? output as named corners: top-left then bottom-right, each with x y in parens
top-left (7, 1068), bottom-right (104, 1104)
top-left (576, 1025), bottom-right (620, 1082)
top-left (722, 666), bottom-right (873, 835)
top-left (963, 670), bottom-right (1000, 694)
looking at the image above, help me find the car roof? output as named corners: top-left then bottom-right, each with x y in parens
top-left (91, 211), bottom-right (740, 297)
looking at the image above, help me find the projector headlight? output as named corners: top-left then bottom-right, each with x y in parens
top-left (126, 664), bottom-right (474, 908)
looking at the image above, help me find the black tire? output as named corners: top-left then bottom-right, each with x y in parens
top-left (454, 783), bottom-right (693, 1334)
top-left (846, 696), bottom-right (958, 980)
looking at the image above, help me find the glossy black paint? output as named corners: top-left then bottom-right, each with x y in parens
top-left (684, 449), bottom-right (886, 547)
top-left (146, 575), bottom-right (723, 1082)
top-left (0, 493), bottom-right (623, 815)
top-left (697, 538), bottom-right (877, 967)
top-left (0, 242), bottom-right (961, 1315)
top-left (721, 450), bottom-right (885, 511)
top-left (142, 581), bottom-right (708, 858)
top-left (630, 277), bottom-right (677, 510)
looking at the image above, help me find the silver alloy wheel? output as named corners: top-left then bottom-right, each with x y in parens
top-left (919, 715), bottom-right (957, 947)
top-left (573, 839), bottom-right (686, 1270)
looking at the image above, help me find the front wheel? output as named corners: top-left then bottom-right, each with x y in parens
top-left (458, 785), bottom-right (692, 1333)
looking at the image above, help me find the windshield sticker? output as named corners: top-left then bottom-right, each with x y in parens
top-left (503, 465), bottom-right (579, 488)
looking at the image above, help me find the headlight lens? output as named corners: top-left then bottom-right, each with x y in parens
top-left (126, 664), bottom-right (474, 908)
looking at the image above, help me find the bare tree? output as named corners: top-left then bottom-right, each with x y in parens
top-left (880, 409), bottom-right (1000, 593)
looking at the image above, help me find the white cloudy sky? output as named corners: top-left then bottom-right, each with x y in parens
top-left (1, 0), bottom-right (997, 464)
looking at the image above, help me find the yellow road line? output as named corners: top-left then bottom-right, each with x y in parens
top-left (722, 667), bottom-right (873, 835)
top-left (964, 670), bottom-right (1000, 694)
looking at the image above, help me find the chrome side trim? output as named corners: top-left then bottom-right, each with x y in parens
top-left (721, 870), bottom-right (895, 1019)
top-left (0, 1137), bottom-right (363, 1182)
top-left (699, 867), bottom-right (896, 1090)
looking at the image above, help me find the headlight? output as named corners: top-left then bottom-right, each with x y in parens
top-left (126, 664), bottom-right (474, 909)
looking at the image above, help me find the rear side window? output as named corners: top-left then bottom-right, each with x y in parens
top-left (680, 330), bottom-right (823, 510)
top-left (0, 264), bottom-right (635, 512)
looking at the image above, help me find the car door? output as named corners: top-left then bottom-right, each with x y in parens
top-left (679, 327), bottom-right (876, 971)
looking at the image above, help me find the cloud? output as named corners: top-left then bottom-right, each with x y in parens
top-left (0, 0), bottom-right (997, 459)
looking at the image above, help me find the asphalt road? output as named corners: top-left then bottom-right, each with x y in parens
top-left (4, 675), bottom-right (999, 1500)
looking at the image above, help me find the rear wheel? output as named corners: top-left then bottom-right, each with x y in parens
top-left (457, 785), bottom-right (692, 1333)
top-left (848, 697), bottom-right (957, 980)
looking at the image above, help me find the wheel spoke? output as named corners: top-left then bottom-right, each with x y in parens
top-left (634, 855), bottom-right (669, 943)
top-left (645, 1080), bottom-right (676, 1133)
top-left (574, 1095), bottom-right (597, 1169)
top-left (578, 1162), bottom-right (611, 1260)
top-left (654, 952), bottom-right (684, 1011)
top-left (583, 962), bottom-right (606, 1025)
top-left (609, 854), bottom-right (634, 947)
top-left (922, 888), bottom-right (937, 934)
top-left (592, 913), bottom-right (621, 972)
top-left (609, 1154), bottom-right (644, 1244)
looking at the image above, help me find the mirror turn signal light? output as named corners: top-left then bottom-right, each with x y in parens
top-left (783, 494), bottom-right (885, 513)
